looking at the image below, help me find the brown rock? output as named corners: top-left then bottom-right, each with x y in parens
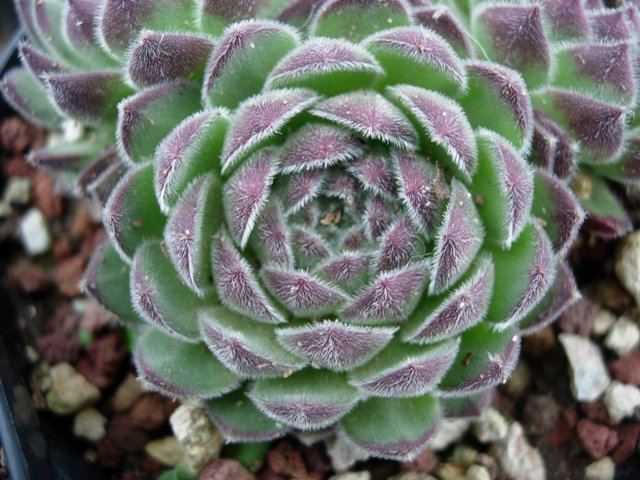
top-left (549, 409), bottom-right (578, 446)
top-left (96, 437), bottom-right (123, 470)
top-left (580, 402), bottom-right (612, 425)
top-left (522, 326), bottom-right (556, 358)
top-left (53, 254), bottom-right (86, 297)
top-left (3, 155), bottom-right (35, 177)
top-left (110, 373), bottom-right (144, 413)
top-left (52, 236), bottom-right (73, 262)
top-left (71, 206), bottom-right (95, 239)
top-left (558, 298), bottom-right (598, 337)
top-left (576, 419), bottom-right (619, 459)
top-left (267, 441), bottom-right (307, 478)
top-left (130, 394), bottom-right (171, 431)
top-left (523, 394), bottom-right (560, 436)
top-left (106, 415), bottom-right (149, 453)
top-left (33, 171), bottom-right (63, 219)
top-left (400, 448), bottom-right (437, 473)
top-left (76, 331), bottom-right (128, 389)
top-left (257, 468), bottom-right (284, 480)
top-left (200, 459), bottom-right (256, 480)
top-left (9, 261), bottom-right (52, 293)
top-left (609, 350), bottom-right (640, 386)
top-left (36, 312), bottom-right (82, 364)
top-left (612, 423), bottom-right (640, 464)
top-left (0, 117), bottom-right (44, 153)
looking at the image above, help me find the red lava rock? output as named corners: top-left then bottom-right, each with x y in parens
top-left (549, 409), bottom-right (578, 446)
top-left (401, 448), bottom-right (437, 473)
top-left (9, 261), bottom-right (52, 293)
top-left (3, 155), bottom-right (35, 177)
top-left (96, 437), bottom-right (124, 469)
top-left (33, 171), bottom-right (63, 219)
top-left (76, 331), bottom-right (128, 389)
top-left (36, 312), bottom-right (82, 364)
top-left (580, 402), bottom-right (612, 425)
top-left (106, 415), bottom-right (149, 453)
top-left (0, 117), bottom-right (45, 153)
top-left (558, 298), bottom-right (598, 337)
top-left (612, 423), bottom-right (640, 464)
top-left (71, 206), bottom-right (95, 239)
top-left (267, 441), bottom-right (308, 478)
top-left (130, 394), bottom-right (172, 431)
top-left (300, 443), bottom-right (331, 478)
top-left (200, 459), bottom-right (256, 480)
top-left (52, 236), bottom-right (73, 262)
top-left (79, 302), bottom-right (113, 334)
top-left (609, 350), bottom-right (640, 386)
top-left (257, 468), bottom-right (284, 480)
top-left (576, 419), bottom-right (619, 459)
top-left (522, 326), bottom-right (556, 358)
top-left (53, 254), bottom-right (86, 297)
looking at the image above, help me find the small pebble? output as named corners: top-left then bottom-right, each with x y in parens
top-left (4, 177), bottom-right (31, 206)
top-left (110, 373), bottom-right (144, 412)
top-left (559, 334), bottom-right (610, 402)
top-left (144, 436), bottom-right (183, 467)
top-left (169, 402), bottom-right (224, 473)
top-left (199, 459), bottom-right (256, 480)
top-left (602, 381), bottom-right (640, 423)
top-left (592, 309), bottom-right (616, 336)
top-left (19, 208), bottom-right (51, 256)
top-left (604, 316), bottom-right (640, 356)
top-left (73, 407), bottom-right (106, 442)
top-left (328, 472), bottom-right (371, 480)
top-left (577, 419), bottom-right (618, 459)
top-left (503, 362), bottom-right (532, 396)
top-left (493, 422), bottom-right (546, 480)
top-left (472, 408), bottom-right (509, 444)
top-left (46, 363), bottom-right (100, 415)
top-left (434, 463), bottom-right (466, 480)
top-left (448, 445), bottom-right (477, 467)
top-left (326, 434), bottom-right (369, 472)
top-left (428, 418), bottom-right (470, 451)
top-left (609, 350), bottom-right (640, 385)
top-left (465, 465), bottom-right (491, 480)
top-left (388, 473), bottom-right (437, 480)
top-left (615, 230), bottom-right (640, 306)
top-left (584, 456), bottom-right (615, 480)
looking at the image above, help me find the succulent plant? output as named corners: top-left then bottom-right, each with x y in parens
top-left (4, 0), bottom-right (612, 461)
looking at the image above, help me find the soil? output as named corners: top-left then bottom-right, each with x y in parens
top-left (1, 114), bottom-right (639, 480)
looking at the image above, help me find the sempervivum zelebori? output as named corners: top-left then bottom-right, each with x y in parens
top-left (2, 0), bottom-right (587, 460)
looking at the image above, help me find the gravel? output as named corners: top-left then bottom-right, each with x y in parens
top-left (559, 333), bottom-right (611, 402)
top-left (19, 208), bottom-right (51, 255)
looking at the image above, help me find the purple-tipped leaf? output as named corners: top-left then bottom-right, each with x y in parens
top-left (203, 20), bottom-right (299, 109)
top-left (312, 91), bottom-right (418, 150)
top-left (413, 6), bottom-right (473, 57)
top-left (117, 81), bottom-right (202, 164)
top-left (224, 148), bottom-right (279, 248)
top-left (341, 262), bottom-right (429, 324)
top-left (19, 43), bottom-right (65, 81)
top-left (588, 8), bottom-right (632, 41)
top-left (405, 255), bottom-right (494, 344)
top-left (66, 0), bottom-right (117, 66)
top-left (33, 0), bottom-right (85, 66)
top-left (375, 216), bottom-right (420, 273)
top-left (530, 110), bottom-right (578, 180)
top-left (199, 306), bottom-right (304, 378)
top-left (27, 139), bottom-right (107, 172)
top-left (262, 267), bottom-right (348, 316)
top-left (364, 197), bottom-right (394, 240)
top-left (277, 320), bottom-right (396, 371)
top-left (594, 130), bottom-right (640, 185)
top-left (472, 3), bottom-right (550, 87)
top-left (211, 231), bottom-right (285, 324)
top-left (542, 0), bottom-right (589, 40)
top-left (165, 175), bottom-right (222, 296)
top-left (280, 123), bottom-right (362, 174)
top-left (284, 169), bottom-right (326, 214)
top-left (127, 31), bottom-right (214, 88)
top-left (267, 37), bottom-right (383, 93)
top-left (1, 67), bottom-right (62, 128)
top-left (221, 88), bottom-right (318, 173)
top-left (154, 110), bottom-right (228, 212)
top-left (389, 85), bottom-right (477, 180)
top-left (292, 227), bottom-right (331, 263)
top-left (254, 202), bottom-right (294, 267)
top-left (316, 251), bottom-right (372, 289)
top-left (348, 154), bottom-right (396, 198)
top-left (430, 180), bottom-right (484, 294)
top-left (46, 71), bottom-right (133, 124)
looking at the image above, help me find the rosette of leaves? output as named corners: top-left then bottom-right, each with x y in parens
top-left (453, 0), bottom-right (640, 237)
top-left (2, 0), bottom-right (586, 461)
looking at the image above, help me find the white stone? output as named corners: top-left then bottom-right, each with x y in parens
top-left (328, 472), bottom-right (371, 480)
top-left (592, 309), bottom-right (616, 336)
top-left (584, 456), bottom-right (615, 480)
top-left (559, 333), bottom-right (610, 402)
top-left (145, 436), bottom-right (184, 467)
top-left (388, 474), bottom-right (437, 480)
top-left (493, 422), bottom-right (546, 480)
top-left (466, 465), bottom-right (492, 480)
top-left (169, 402), bottom-right (224, 473)
top-left (615, 231), bottom-right (640, 306)
top-left (326, 433), bottom-right (369, 472)
top-left (428, 418), bottom-right (471, 451)
top-left (435, 463), bottom-right (466, 480)
top-left (19, 208), bottom-right (51, 255)
top-left (73, 407), bottom-right (106, 442)
top-left (46, 363), bottom-right (100, 415)
top-left (472, 408), bottom-right (509, 444)
top-left (4, 177), bottom-right (31, 206)
top-left (603, 381), bottom-right (640, 423)
top-left (604, 316), bottom-right (640, 357)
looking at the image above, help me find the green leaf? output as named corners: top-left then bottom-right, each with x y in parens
top-left (591, 129), bottom-right (640, 187)
top-left (104, 163), bottom-right (166, 259)
top-left (134, 327), bottom-right (239, 399)
top-left (222, 442), bottom-right (271, 471)
top-left (131, 241), bottom-right (209, 341)
top-left (341, 394), bottom-right (440, 461)
top-left (83, 240), bottom-right (143, 324)
top-left (1, 67), bottom-right (62, 128)
top-left (206, 389), bottom-right (287, 442)
top-left (28, 137), bottom-right (111, 172)
top-left (577, 171), bottom-right (632, 238)
top-left (157, 464), bottom-right (197, 480)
